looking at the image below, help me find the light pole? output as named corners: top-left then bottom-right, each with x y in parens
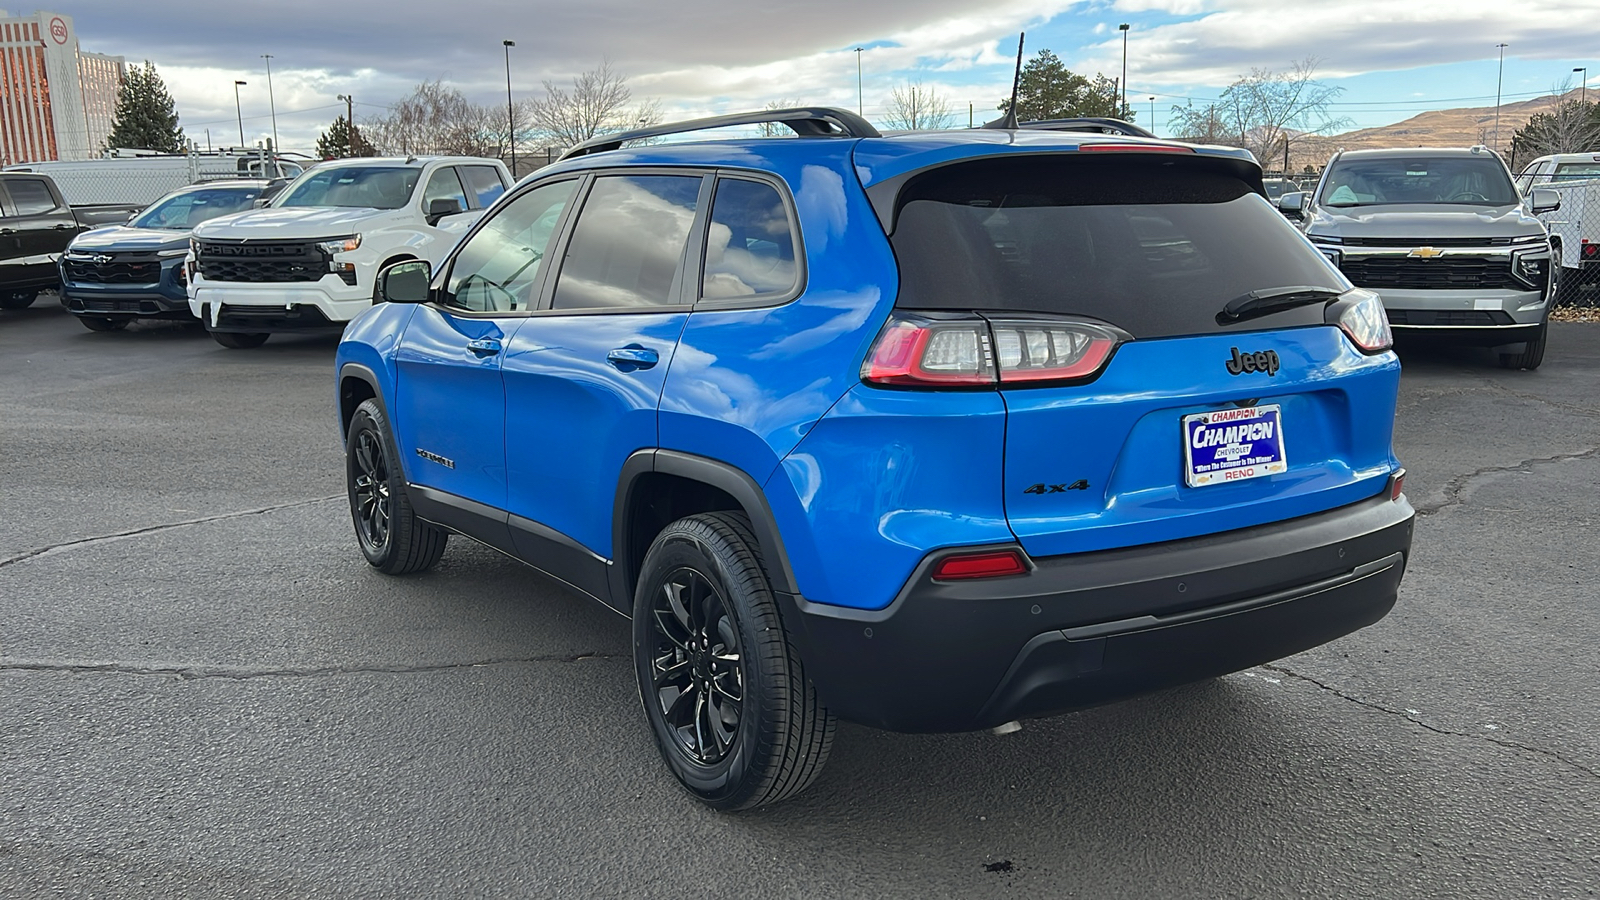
top-left (503, 40), bottom-right (516, 176)
top-left (261, 54), bottom-right (279, 153)
top-left (233, 80), bottom-right (247, 147)
top-left (1149, 95), bottom-right (1156, 135)
top-left (855, 47), bottom-right (864, 116)
top-left (1576, 68), bottom-right (1588, 106)
top-left (336, 93), bottom-right (354, 157)
top-left (1118, 24), bottom-right (1130, 117)
top-left (1492, 43), bottom-right (1508, 150)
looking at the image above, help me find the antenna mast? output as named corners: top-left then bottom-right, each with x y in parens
top-left (986, 33), bottom-right (1027, 129)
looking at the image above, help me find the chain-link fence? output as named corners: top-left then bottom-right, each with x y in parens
top-left (1520, 169), bottom-right (1600, 308)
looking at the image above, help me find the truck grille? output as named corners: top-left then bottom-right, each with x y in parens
top-left (1338, 256), bottom-right (1521, 291)
top-left (64, 257), bottom-right (161, 285)
top-left (196, 241), bottom-right (328, 283)
top-left (1387, 309), bottom-right (1515, 326)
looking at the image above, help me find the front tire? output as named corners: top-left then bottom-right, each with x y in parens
top-left (78, 316), bottom-right (129, 332)
top-left (212, 331), bottom-right (269, 349)
top-left (345, 398), bottom-right (448, 574)
top-left (1, 290), bottom-right (39, 310)
top-left (633, 512), bottom-right (834, 811)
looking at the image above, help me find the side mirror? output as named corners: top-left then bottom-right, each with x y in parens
top-left (426, 197), bottom-right (463, 225)
top-left (1277, 191), bottom-right (1307, 213)
top-left (376, 259), bottom-right (432, 304)
top-left (1528, 188), bottom-right (1561, 215)
top-left (252, 198), bottom-right (271, 208)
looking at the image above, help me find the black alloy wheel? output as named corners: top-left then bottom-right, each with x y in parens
top-left (648, 566), bottom-right (746, 766)
top-left (633, 512), bottom-right (834, 810)
top-left (344, 399), bottom-right (447, 574)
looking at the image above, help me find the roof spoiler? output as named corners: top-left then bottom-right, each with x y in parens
top-left (560, 107), bottom-right (881, 161)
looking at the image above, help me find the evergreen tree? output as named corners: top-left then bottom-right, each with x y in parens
top-left (315, 116), bottom-right (375, 158)
top-left (106, 61), bottom-right (186, 153)
top-left (997, 50), bottom-right (1130, 122)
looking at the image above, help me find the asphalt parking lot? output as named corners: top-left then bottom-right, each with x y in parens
top-left (2, 301), bottom-right (1597, 898)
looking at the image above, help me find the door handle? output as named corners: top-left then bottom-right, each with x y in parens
top-left (0, 228), bottom-right (14, 235)
top-left (466, 338), bottom-right (502, 356)
top-left (607, 346), bottom-right (659, 370)
top-left (52, 223), bottom-right (75, 230)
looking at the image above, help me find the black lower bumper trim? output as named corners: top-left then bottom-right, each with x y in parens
top-left (776, 493), bottom-right (1414, 733)
top-left (202, 302), bottom-right (345, 335)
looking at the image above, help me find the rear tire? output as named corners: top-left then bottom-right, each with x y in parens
top-left (345, 399), bottom-right (448, 574)
top-left (78, 316), bottom-right (129, 332)
top-left (633, 511), bottom-right (834, 811)
top-left (212, 331), bottom-right (269, 349)
top-left (1, 290), bottom-right (39, 310)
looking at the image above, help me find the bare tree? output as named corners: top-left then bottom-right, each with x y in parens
top-left (758, 98), bottom-right (804, 137)
top-left (1169, 59), bottom-right (1350, 169)
top-left (526, 61), bottom-right (638, 148)
top-left (886, 80), bottom-right (954, 131)
top-left (1510, 82), bottom-right (1600, 164)
top-left (365, 80), bottom-right (501, 157)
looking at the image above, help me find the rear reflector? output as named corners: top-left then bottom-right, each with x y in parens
top-left (1388, 469), bottom-right (1406, 501)
top-left (932, 550), bottom-right (1029, 581)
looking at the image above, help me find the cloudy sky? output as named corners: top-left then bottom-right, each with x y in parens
top-left (55, 0), bottom-right (1600, 154)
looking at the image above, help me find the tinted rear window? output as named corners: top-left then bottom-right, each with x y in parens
top-left (889, 157), bottom-right (1346, 338)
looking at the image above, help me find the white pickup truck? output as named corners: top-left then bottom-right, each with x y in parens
top-left (188, 156), bottom-right (510, 348)
top-left (1515, 152), bottom-right (1600, 304)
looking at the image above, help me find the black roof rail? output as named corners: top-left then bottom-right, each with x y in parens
top-left (1016, 117), bottom-right (1157, 139)
top-left (559, 107), bottom-right (881, 161)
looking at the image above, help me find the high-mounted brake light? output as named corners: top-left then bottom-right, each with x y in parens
top-left (863, 313), bottom-right (1126, 388)
top-left (1078, 143), bottom-right (1194, 153)
top-left (932, 549), bottom-right (1029, 581)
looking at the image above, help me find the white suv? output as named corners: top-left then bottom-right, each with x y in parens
top-left (188, 156), bottom-right (511, 348)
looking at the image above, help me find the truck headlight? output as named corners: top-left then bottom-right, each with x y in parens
top-left (317, 235), bottom-right (362, 255)
top-left (1511, 248), bottom-right (1549, 288)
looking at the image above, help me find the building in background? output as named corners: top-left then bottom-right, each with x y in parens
top-left (0, 10), bottom-right (125, 165)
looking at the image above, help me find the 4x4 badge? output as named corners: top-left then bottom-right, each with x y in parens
top-left (1226, 347), bottom-right (1280, 376)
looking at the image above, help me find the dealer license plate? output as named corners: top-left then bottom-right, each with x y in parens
top-left (1183, 405), bottom-right (1288, 487)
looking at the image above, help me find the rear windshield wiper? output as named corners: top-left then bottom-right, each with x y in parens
top-left (1219, 286), bottom-right (1345, 324)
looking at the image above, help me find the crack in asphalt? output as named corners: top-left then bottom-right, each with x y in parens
top-left (0, 653), bottom-right (624, 681)
top-left (1261, 663), bottom-right (1600, 781)
top-left (1413, 444), bottom-right (1600, 517)
top-left (0, 495), bottom-right (344, 571)
top-left (1472, 375), bottom-right (1600, 419)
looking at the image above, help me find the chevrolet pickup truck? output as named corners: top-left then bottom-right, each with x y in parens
top-left (1279, 147), bottom-right (1560, 370)
top-left (0, 172), bottom-right (134, 310)
top-left (187, 156), bottom-right (509, 348)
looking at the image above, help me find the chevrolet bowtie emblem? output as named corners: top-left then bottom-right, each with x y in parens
top-left (1407, 246), bottom-right (1445, 259)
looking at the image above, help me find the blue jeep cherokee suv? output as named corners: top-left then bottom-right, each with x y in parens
top-left (334, 108), bottom-right (1414, 810)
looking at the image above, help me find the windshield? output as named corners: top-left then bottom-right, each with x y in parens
top-left (131, 186), bottom-right (263, 230)
top-left (888, 156), bottom-right (1348, 339)
top-left (276, 166), bottom-right (421, 209)
top-left (1319, 156), bottom-right (1518, 207)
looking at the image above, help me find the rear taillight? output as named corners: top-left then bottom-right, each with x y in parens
top-left (862, 317), bottom-right (995, 386)
top-left (1388, 468), bottom-right (1406, 501)
top-left (862, 313), bottom-right (1126, 388)
top-left (931, 549), bottom-right (1029, 581)
top-left (1333, 291), bottom-right (1393, 354)
top-left (1583, 240), bottom-right (1597, 259)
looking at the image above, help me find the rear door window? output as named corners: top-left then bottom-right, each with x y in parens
top-left (551, 174), bottom-right (703, 311)
top-left (421, 167), bottom-right (469, 215)
top-left (462, 166), bottom-right (508, 208)
top-left (888, 156), bottom-right (1346, 339)
top-left (4, 178), bottom-right (59, 215)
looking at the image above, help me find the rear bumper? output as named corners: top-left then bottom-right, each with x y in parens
top-left (777, 491), bottom-right (1414, 733)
